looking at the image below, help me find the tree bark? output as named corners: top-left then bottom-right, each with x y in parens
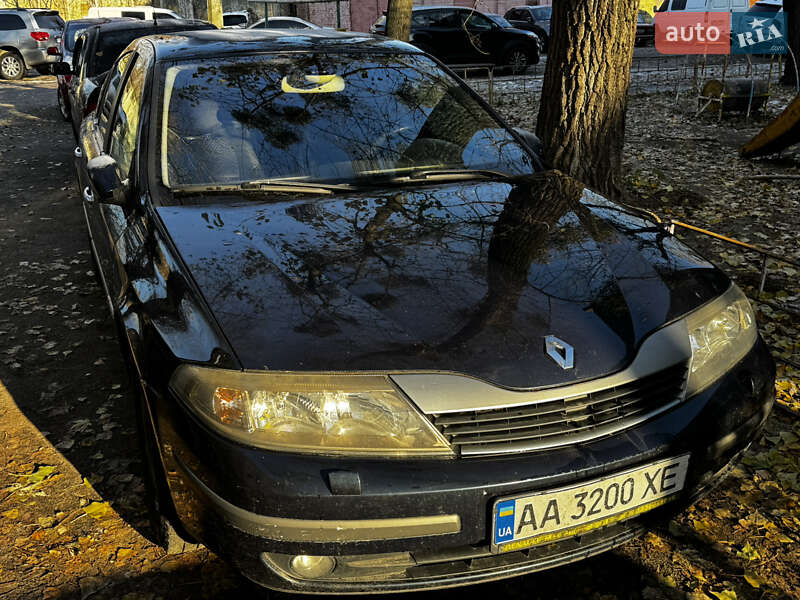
top-left (783, 1), bottom-right (800, 87)
top-left (535, 0), bottom-right (638, 200)
top-left (385, 0), bottom-right (413, 42)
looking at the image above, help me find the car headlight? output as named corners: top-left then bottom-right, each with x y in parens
top-left (169, 366), bottom-right (454, 457)
top-left (686, 284), bottom-right (757, 396)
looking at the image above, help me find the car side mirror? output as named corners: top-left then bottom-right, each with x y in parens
top-left (52, 61), bottom-right (72, 75)
top-left (87, 155), bottom-right (127, 205)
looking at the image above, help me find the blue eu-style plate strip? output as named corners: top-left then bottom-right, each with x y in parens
top-left (494, 500), bottom-right (516, 544)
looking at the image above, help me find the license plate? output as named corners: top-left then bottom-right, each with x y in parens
top-left (491, 454), bottom-right (690, 553)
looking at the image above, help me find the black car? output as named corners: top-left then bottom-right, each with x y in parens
top-left (504, 5), bottom-right (551, 53)
top-left (371, 6), bottom-right (540, 74)
top-left (636, 10), bottom-right (655, 47)
top-left (54, 18), bottom-right (135, 122)
top-left (52, 18), bottom-right (215, 139)
top-left (73, 28), bottom-right (774, 594)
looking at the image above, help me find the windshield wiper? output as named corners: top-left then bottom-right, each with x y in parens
top-left (406, 168), bottom-right (515, 182)
top-left (171, 180), bottom-right (355, 197)
top-left (355, 168), bottom-right (516, 186)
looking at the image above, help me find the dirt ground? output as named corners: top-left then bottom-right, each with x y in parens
top-left (0, 76), bottom-right (799, 600)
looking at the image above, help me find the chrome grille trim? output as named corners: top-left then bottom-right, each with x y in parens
top-left (432, 363), bottom-right (688, 457)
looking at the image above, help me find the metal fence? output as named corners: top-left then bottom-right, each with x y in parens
top-left (463, 53), bottom-right (785, 105)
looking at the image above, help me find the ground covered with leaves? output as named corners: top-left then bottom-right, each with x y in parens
top-left (0, 76), bottom-right (798, 600)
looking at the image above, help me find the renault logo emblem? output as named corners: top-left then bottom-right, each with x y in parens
top-left (544, 336), bottom-right (574, 370)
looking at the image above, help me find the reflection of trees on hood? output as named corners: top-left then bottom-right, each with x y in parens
top-left (437, 171), bottom-right (582, 351)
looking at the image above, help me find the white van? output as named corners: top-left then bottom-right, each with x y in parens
top-left (656, 0), bottom-right (749, 11)
top-left (87, 6), bottom-right (182, 20)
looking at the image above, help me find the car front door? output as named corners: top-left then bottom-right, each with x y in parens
top-left (77, 50), bottom-right (137, 311)
top-left (427, 8), bottom-right (474, 64)
top-left (462, 11), bottom-right (500, 64)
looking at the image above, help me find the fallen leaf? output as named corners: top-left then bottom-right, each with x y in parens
top-left (25, 465), bottom-right (55, 484)
top-left (744, 572), bottom-right (766, 588)
top-left (83, 501), bottom-right (114, 520)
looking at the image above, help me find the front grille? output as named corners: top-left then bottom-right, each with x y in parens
top-left (432, 363), bottom-right (688, 457)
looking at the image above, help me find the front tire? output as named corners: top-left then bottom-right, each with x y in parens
top-left (0, 51), bottom-right (24, 80)
top-left (57, 88), bottom-right (70, 121)
top-left (505, 46), bottom-right (530, 75)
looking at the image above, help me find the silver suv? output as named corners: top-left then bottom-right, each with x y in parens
top-left (0, 8), bottom-right (64, 80)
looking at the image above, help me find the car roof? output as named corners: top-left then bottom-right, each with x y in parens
top-left (66, 17), bottom-right (132, 26)
top-left (412, 5), bottom-right (481, 10)
top-left (142, 28), bottom-right (418, 62)
top-left (89, 18), bottom-right (211, 34)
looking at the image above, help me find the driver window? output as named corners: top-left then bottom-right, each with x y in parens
top-left (71, 35), bottom-right (84, 73)
top-left (109, 54), bottom-right (147, 177)
top-left (97, 53), bottom-right (133, 139)
top-left (464, 13), bottom-right (493, 31)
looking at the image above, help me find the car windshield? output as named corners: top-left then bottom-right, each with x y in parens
top-left (487, 14), bottom-right (512, 28)
top-left (94, 29), bottom-right (149, 75)
top-left (64, 22), bottom-right (89, 52)
top-left (159, 53), bottom-right (535, 189)
top-left (531, 7), bottom-right (551, 21)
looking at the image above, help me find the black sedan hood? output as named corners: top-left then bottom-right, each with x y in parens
top-left (158, 171), bottom-right (729, 388)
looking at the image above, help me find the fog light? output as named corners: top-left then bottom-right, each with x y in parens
top-left (289, 554), bottom-right (336, 579)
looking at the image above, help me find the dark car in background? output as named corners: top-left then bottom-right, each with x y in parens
top-left (504, 5), bottom-right (550, 53)
top-left (0, 8), bottom-right (63, 80)
top-left (371, 6), bottom-right (540, 73)
top-left (54, 17), bottom-right (134, 121)
top-left (636, 10), bottom-right (655, 46)
top-left (53, 18), bottom-right (215, 139)
top-left (72, 27), bottom-right (774, 593)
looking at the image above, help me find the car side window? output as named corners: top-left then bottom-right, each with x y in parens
top-left (0, 14), bottom-right (26, 29)
top-left (412, 11), bottom-right (440, 27)
top-left (671, 0), bottom-right (688, 9)
top-left (97, 52), bottom-right (133, 137)
top-left (71, 36), bottom-right (84, 72)
top-left (464, 12), bottom-right (493, 31)
top-left (436, 9), bottom-right (460, 27)
top-left (108, 53), bottom-right (146, 177)
top-left (122, 11), bottom-right (145, 19)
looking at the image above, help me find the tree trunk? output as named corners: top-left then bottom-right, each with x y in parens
top-left (385, 0), bottom-right (413, 42)
top-left (783, 1), bottom-right (800, 87)
top-left (535, 0), bottom-right (638, 199)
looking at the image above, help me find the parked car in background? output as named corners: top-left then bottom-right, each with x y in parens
top-left (636, 10), bottom-right (655, 46)
top-left (371, 6), bottom-right (540, 73)
top-left (247, 16), bottom-right (319, 29)
top-left (222, 10), bottom-right (250, 28)
top-left (0, 8), bottom-right (63, 80)
top-left (73, 27), bottom-right (773, 594)
top-left (54, 17), bottom-right (133, 121)
top-left (87, 6), bottom-right (182, 20)
top-left (54, 18), bottom-right (215, 139)
top-left (503, 5), bottom-right (550, 53)
top-left (655, 0), bottom-right (749, 12)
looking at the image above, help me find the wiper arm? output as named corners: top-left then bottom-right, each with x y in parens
top-left (354, 168), bottom-right (516, 186)
top-left (171, 180), bottom-right (355, 197)
top-left (406, 168), bottom-right (515, 182)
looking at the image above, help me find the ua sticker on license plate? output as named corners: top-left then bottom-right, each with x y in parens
top-left (492, 454), bottom-right (690, 553)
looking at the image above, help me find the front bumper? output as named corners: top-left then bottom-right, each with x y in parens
top-left (151, 339), bottom-right (774, 593)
